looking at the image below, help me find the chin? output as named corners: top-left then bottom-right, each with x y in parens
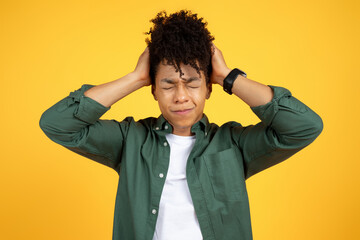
top-left (173, 122), bottom-right (193, 129)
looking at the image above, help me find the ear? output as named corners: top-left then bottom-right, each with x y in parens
top-left (151, 85), bottom-right (158, 101)
top-left (206, 83), bottom-right (212, 99)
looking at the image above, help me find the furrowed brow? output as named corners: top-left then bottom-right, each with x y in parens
top-left (183, 77), bottom-right (200, 83)
top-left (160, 77), bottom-right (200, 84)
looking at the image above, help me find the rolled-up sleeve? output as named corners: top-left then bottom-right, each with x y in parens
top-left (39, 84), bottom-right (129, 173)
top-left (232, 85), bottom-right (324, 180)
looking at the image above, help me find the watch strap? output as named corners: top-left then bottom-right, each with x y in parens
top-left (223, 68), bottom-right (247, 95)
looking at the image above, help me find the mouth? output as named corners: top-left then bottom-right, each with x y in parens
top-left (172, 108), bottom-right (194, 115)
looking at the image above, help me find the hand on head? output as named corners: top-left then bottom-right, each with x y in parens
top-left (133, 47), bottom-right (151, 86)
top-left (209, 43), bottom-right (232, 85)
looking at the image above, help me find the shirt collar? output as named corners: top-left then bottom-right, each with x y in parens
top-left (154, 113), bottom-right (210, 135)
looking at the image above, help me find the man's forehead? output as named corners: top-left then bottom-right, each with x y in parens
top-left (157, 63), bottom-right (203, 81)
top-left (159, 63), bottom-right (198, 72)
top-left (160, 76), bottom-right (200, 83)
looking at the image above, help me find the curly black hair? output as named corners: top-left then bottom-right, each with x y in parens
top-left (144, 9), bottom-right (215, 86)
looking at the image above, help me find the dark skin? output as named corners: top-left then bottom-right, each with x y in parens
top-left (152, 61), bottom-right (211, 136)
top-left (84, 43), bottom-right (273, 136)
top-left (133, 43), bottom-right (274, 136)
top-left (133, 43), bottom-right (230, 87)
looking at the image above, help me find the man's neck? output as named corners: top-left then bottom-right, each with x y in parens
top-left (172, 128), bottom-right (195, 136)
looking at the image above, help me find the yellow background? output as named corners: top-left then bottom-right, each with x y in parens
top-left (1, 0), bottom-right (359, 239)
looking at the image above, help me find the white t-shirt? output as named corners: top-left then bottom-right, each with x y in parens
top-left (152, 133), bottom-right (203, 240)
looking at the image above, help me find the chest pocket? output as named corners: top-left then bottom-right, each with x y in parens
top-left (204, 147), bottom-right (245, 202)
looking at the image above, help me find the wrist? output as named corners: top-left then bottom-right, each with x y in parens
top-left (222, 68), bottom-right (247, 95)
top-left (130, 71), bottom-right (150, 88)
top-left (215, 68), bottom-right (232, 86)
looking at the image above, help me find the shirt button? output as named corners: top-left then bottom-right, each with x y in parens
top-left (155, 127), bottom-right (159, 130)
top-left (164, 125), bottom-right (169, 130)
top-left (159, 173), bottom-right (164, 178)
top-left (205, 132), bottom-right (208, 136)
top-left (152, 209), bottom-right (157, 214)
top-left (163, 142), bottom-right (168, 147)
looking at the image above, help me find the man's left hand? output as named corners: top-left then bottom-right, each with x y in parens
top-left (209, 43), bottom-right (231, 86)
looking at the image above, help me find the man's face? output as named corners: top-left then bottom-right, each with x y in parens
top-left (152, 61), bottom-right (211, 136)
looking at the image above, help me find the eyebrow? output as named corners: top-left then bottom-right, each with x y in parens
top-left (160, 77), bottom-right (200, 84)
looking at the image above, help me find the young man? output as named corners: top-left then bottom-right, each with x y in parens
top-left (39, 9), bottom-right (323, 240)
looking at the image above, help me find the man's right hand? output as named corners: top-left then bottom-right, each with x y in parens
top-left (83, 46), bottom-right (152, 107)
top-left (133, 47), bottom-right (151, 87)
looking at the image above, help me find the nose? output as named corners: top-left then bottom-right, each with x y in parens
top-left (174, 84), bottom-right (190, 104)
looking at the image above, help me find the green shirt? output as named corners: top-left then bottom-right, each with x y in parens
top-left (39, 84), bottom-right (323, 240)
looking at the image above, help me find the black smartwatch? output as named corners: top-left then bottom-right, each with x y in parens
top-left (223, 68), bottom-right (247, 95)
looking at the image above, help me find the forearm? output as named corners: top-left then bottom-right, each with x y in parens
top-left (216, 69), bottom-right (274, 108)
top-left (232, 84), bottom-right (323, 179)
top-left (84, 71), bottom-right (146, 108)
top-left (40, 47), bottom-right (151, 145)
